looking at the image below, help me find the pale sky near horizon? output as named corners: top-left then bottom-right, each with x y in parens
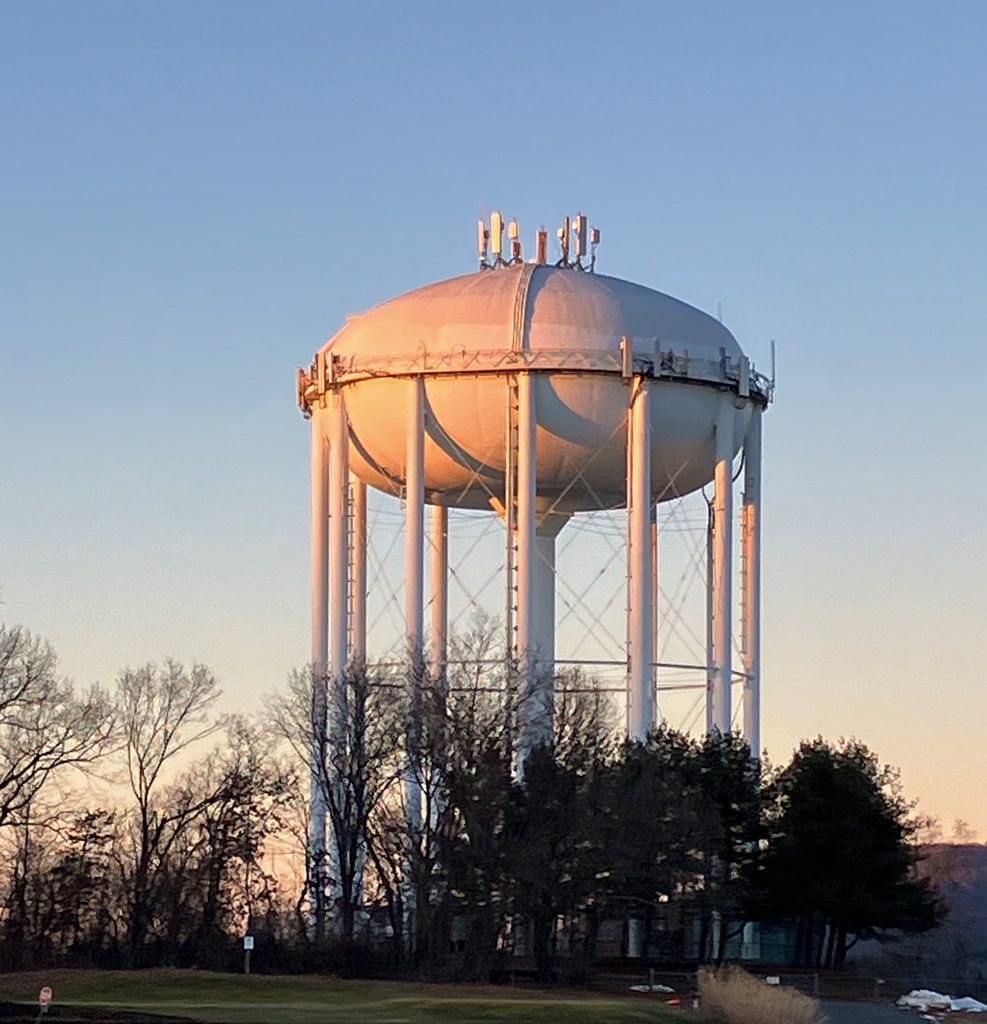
top-left (2, 2), bottom-right (985, 838)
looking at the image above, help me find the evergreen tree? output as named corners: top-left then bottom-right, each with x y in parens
top-left (601, 727), bottom-right (702, 956)
top-left (757, 737), bottom-right (941, 967)
top-left (692, 730), bottom-right (764, 962)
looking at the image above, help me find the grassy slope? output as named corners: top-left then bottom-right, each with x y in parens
top-left (0, 969), bottom-right (681, 1024)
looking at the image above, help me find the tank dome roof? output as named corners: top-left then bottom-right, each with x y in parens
top-left (324, 265), bottom-right (741, 364)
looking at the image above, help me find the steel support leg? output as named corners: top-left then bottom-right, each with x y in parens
top-left (627, 378), bottom-right (653, 741)
top-left (517, 372), bottom-right (549, 764)
top-left (329, 389), bottom-right (350, 732)
top-left (328, 389), bottom-right (350, 898)
top-left (712, 403), bottom-right (734, 733)
top-left (533, 533), bottom-right (556, 673)
top-left (351, 475), bottom-right (367, 665)
top-left (650, 501), bottom-right (659, 716)
top-left (405, 377), bottom-right (425, 828)
top-left (430, 505), bottom-right (448, 687)
top-left (706, 500), bottom-right (715, 735)
top-left (742, 408), bottom-right (762, 757)
top-left (349, 474), bottom-right (368, 910)
top-left (403, 377), bottom-right (426, 952)
top-left (309, 416), bottom-right (329, 938)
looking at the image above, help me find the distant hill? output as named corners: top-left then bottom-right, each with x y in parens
top-left (850, 843), bottom-right (987, 986)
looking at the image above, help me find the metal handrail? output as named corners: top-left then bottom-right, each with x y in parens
top-left (299, 345), bottom-right (772, 414)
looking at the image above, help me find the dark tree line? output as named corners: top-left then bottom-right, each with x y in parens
top-left (754, 737), bottom-right (942, 968)
top-left (0, 619), bottom-right (941, 977)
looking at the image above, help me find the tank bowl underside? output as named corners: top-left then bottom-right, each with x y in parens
top-left (318, 372), bottom-right (751, 512)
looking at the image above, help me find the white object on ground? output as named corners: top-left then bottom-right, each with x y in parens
top-left (897, 989), bottom-right (987, 1013)
top-left (953, 997), bottom-right (987, 1013)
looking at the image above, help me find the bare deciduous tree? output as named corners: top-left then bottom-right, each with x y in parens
top-left (267, 662), bottom-right (402, 945)
top-left (116, 659), bottom-right (221, 964)
top-left (0, 624), bottom-right (113, 830)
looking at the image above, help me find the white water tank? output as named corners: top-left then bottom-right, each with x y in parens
top-left (314, 264), bottom-right (758, 512)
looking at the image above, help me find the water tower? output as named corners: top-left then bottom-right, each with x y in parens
top-left (298, 213), bottom-right (772, 886)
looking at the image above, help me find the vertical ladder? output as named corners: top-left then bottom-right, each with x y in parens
top-left (346, 480), bottom-right (355, 658)
top-left (505, 373), bottom-right (520, 738)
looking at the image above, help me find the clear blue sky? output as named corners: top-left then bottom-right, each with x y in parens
top-left (2, 1), bottom-right (985, 835)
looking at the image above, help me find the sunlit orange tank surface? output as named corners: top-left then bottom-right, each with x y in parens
top-left (304, 264), bottom-right (766, 512)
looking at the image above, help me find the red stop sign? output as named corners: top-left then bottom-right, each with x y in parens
top-left (39, 987), bottom-right (52, 1006)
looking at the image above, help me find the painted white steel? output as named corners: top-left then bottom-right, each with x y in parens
top-left (321, 268), bottom-right (753, 512)
top-left (533, 533), bottom-right (556, 671)
top-left (329, 392), bottom-right (350, 690)
top-left (309, 419), bottom-right (329, 921)
top-left (340, 374), bottom-right (749, 512)
top-left (705, 503), bottom-right (715, 735)
top-left (351, 476), bottom-right (367, 663)
top-left (327, 269), bottom-right (741, 367)
top-left (327, 391), bottom-right (350, 890)
top-left (712, 402), bottom-right (734, 733)
top-left (346, 479), bottom-right (369, 916)
top-left (627, 378), bottom-right (654, 741)
top-left (303, 265), bottom-right (770, 929)
top-left (405, 377), bottom-right (426, 833)
top-left (517, 372), bottom-right (548, 760)
top-left (650, 502), bottom-right (659, 699)
top-left (742, 408), bottom-right (762, 757)
top-left (311, 422), bottom-right (329, 686)
top-left (430, 505), bottom-right (448, 684)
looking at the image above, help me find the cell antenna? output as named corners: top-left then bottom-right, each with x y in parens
top-left (474, 209), bottom-right (601, 270)
top-left (508, 219), bottom-right (522, 262)
top-left (574, 213), bottom-right (588, 259)
top-left (557, 216), bottom-right (571, 264)
top-left (536, 228), bottom-right (549, 264)
top-left (490, 211), bottom-right (504, 258)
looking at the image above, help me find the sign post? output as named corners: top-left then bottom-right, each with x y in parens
top-left (243, 935), bottom-right (254, 975)
top-left (39, 987), bottom-right (52, 1015)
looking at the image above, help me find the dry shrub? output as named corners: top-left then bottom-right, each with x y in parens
top-left (698, 966), bottom-right (826, 1024)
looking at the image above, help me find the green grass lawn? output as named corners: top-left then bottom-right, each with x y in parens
top-left (0, 969), bottom-right (683, 1024)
